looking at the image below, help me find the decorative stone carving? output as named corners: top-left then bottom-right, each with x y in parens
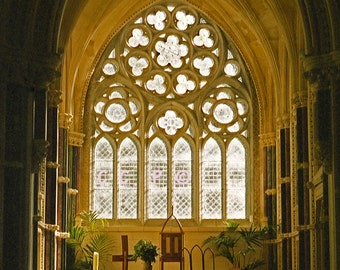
top-left (47, 88), bottom-right (63, 107)
top-left (0, 45), bottom-right (62, 89)
top-left (259, 132), bottom-right (276, 146)
top-left (303, 61), bottom-right (333, 174)
top-left (38, 221), bottom-right (59, 231)
top-left (68, 131), bottom-right (85, 147)
top-left (67, 188), bottom-right (78, 195)
top-left (292, 90), bottom-right (308, 108)
top-left (46, 161), bottom-right (60, 169)
top-left (59, 113), bottom-right (73, 129)
top-left (314, 141), bottom-right (332, 174)
top-left (55, 231), bottom-right (70, 239)
top-left (277, 114), bottom-right (290, 128)
top-left (32, 139), bottom-right (50, 173)
top-left (58, 176), bottom-right (70, 184)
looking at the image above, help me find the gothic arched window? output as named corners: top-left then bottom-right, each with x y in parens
top-left (88, 2), bottom-right (253, 222)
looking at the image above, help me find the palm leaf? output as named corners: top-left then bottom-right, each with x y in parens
top-left (67, 210), bottom-right (114, 269)
top-left (239, 224), bottom-right (264, 248)
top-left (83, 233), bottom-right (115, 260)
top-left (67, 225), bottom-right (87, 250)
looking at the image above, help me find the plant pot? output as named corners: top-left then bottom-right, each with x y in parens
top-left (142, 261), bottom-right (152, 270)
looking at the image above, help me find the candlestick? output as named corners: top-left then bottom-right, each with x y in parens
top-left (93, 252), bottom-right (99, 270)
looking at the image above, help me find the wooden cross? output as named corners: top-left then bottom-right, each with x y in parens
top-left (112, 235), bottom-right (134, 270)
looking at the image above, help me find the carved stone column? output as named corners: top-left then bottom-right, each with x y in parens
top-left (45, 84), bottom-right (62, 270)
top-left (68, 131), bottom-right (85, 214)
top-left (57, 112), bottom-right (73, 270)
top-left (291, 89), bottom-right (308, 270)
top-left (329, 63), bottom-right (340, 270)
top-left (0, 43), bottom-right (61, 270)
top-left (259, 132), bottom-right (277, 269)
top-left (304, 51), bottom-right (339, 270)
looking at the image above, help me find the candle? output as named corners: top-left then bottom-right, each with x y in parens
top-left (93, 252), bottom-right (99, 270)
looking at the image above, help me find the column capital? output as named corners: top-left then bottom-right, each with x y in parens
top-left (59, 113), bottom-right (73, 129)
top-left (68, 131), bottom-right (85, 147)
top-left (259, 132), bottom-right (276, 146)
top-left (276, 114), bottom-right (290, 129)
top-left (303, 50), bottom-right (340, 87)
top-left (47, 87), bottom-right (62, 108)
top-left (0, 44), bottom-right (62, 89)
top-left (292, 90), bottom-right (308, 108)
top-left (303, 50), bottom-right (340, 72)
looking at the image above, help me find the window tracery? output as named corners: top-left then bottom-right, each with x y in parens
top-left (88, 2), bottom-right (252, 222)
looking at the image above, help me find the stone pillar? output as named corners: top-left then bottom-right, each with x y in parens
top-left (330, 62), bottom-right (340, 270)
top-left (45, 84), bottom-right (62, 270)
top-left (0, 44), bottom-right (61, 270)
top-left (259, 132), bottom-right (277, 269)
top-left (291, 89), bottom-right (308, 270)
top-left (56, 113), bottom-right (73, 270)
top-left (304, 51), bottom-right (340, 270)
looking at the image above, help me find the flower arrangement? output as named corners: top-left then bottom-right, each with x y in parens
top-left (131, 239), bottom-right (159, 269)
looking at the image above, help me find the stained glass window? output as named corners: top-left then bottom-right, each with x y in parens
top-left (89, 1), bottom-right (252, 221)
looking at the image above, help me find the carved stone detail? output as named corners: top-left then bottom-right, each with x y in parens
top-left (58, 176), bottom-right (70, 184)
top-left (0, 45), bottom-right (62, 89)
top-left (32, 139), bottom-right (50, 173)
top-left (55, 231), bottom-right (70, 239)
top-left (304, 61), bottom-right (333, 175)
top-left (46, 161), bottom-right (60, 169)
top-left (314, 141), bottom-right (332, 174)
top-left (259, 132), bottom-right (276, 146)
top-left (37, 221), bottom-right (59, 231)
top-left (59, 113), bottom-right (73, 129)
top-left (292, 90), bottom-right (308, 108)
top-left (67, 188), bottom-right (79, 196)
top-left (277, 114), bottom-right (290, 128)
top-left (47, 88), bottom-right (62, 108)
top-left (304, 68), bottom-right (331, 91)
top-left (68, 131), bottom-right (85, 147)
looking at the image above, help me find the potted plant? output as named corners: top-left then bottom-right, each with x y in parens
top-left (203, 221), bottom-right (274, 270)
top-left (131, 239), bottom-right (159, 270)
top-left (66, 210), bottom-right (114, 270)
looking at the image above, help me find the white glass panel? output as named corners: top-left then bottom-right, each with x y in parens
top-left (148, 138), bottom-right (168, 218)
top-left (155, 35), bottom-right (188, 68)
top-left (106, 103), bottom-right (127, 123)
top-left (213, 103), bottom-right (234, 124)
top-left (227, 138), bottom-right (246, 219)
top-left (93, 138), bottom-right (113, 218)
top-left (158, 110), bottom-right (184, 135)
top-left (202, 138), bottom-right (222, 219)
top-left (118, 138), bottom-right (138, 218)
top-left (173, 138), bottom-right (192, 218)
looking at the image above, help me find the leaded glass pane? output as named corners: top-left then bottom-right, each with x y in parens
top-left (227, 138), bottom-right (246, 219)
top-left (148, 138), bottom-right (168, 218)
top-left (118, 138), bottom-right (138, 218)
top-left (93, 138), bottom-right (113, 218)
top-left (173, 138), bottom-right (192, 218)
top-left (202, 138), bottom-right (222, 219)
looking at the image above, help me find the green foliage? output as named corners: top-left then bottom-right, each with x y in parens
top-left (203, 221), bottom-right (274, 270)
top-left (131, 240), bottom-right (159, 265)
top-left (66, 211), bottom-right (114, 270)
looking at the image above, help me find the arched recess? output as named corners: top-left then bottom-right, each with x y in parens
top-left (59, 0), bottom-right (300, 219)
top-left (60, 0), bottom-right (301, 133)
